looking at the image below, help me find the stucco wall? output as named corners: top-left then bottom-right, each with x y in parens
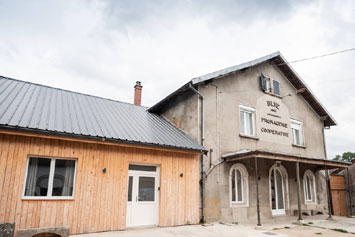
top-left (161, 90), bottom-right (200, 143)
top-left (199, 62), bottom-right (326, 165)
top-left (159, 61), bottom-right (329, 223)
top-left (204, 160), bottom-right (328, 222)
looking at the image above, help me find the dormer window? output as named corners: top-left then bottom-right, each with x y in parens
top-left (260, 74), bottom-right (280, 96)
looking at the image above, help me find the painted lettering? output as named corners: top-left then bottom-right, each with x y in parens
top-left (261, 118), bottom-right (288, 128)
top-left (261, 127), bottom-right (289, 137)
top-left (267, 101), bottom-right (280, 110)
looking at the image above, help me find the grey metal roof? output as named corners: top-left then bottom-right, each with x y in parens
top-left (149, 51), bottom-right (336, 127)
top-left (0, 76), bottom-right (206, 152)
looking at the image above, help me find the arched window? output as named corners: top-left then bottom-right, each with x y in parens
top-left (269, 164), bottom-right (289, 215)
top-left (303, 170), bottom-right (316, 203)
top-left (229, 163), bottom-right (249, 206)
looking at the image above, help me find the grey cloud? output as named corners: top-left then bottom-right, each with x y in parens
top-left (101, 0), bottom-right (315, 31)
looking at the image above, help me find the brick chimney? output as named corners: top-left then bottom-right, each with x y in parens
top-left (134, 81), bottom-right (142, 106)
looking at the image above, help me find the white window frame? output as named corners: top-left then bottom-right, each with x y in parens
top-left (303, 170), bottom-right (317, 204)
top-left (291, 119), bottom-right (304, 146)
top-left (229, 163), bottom-right (249, 207)
top-left (239, 105), bottom-right (256, 137)
top-left (22, 156), bottom-right (77, 200)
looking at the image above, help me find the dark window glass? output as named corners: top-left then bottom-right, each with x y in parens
top-left (271, 170), bottom-right (276, 209)
top-left (231, 170), bottom-right (236, 202)
top-left (276, 169), bottom-right (284, 209)
top-left (52, 159), bottom-right (76, 196)
top-left (273, 80), bottom-right (280, 95)
top-left (129, 165), bottom-right (156, 172)
top-left (128, 176), bottom-right (133, 202)
top-left (237, 170), bottom-right (243, 202)
top-left (138, 177), bottom-right (155, 201)
top-left (24, 158), bottom-right (51, 196)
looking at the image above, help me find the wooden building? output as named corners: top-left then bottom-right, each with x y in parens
top-left (0, 78), bottom-right (206, 235)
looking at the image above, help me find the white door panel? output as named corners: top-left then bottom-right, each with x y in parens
top-left (126, 165), bottom-right (159, 228)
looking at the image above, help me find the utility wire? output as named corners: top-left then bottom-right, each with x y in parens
top-left (277, 47), bottom-right (355, 65)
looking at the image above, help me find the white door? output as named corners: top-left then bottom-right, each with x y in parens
top-left (126, 164), bottom-right (159, 228)
top-left (270, 167), bottom-right (286, 215)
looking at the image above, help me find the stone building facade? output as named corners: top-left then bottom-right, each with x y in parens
top-left (149, 52), bottom-right (349, 223)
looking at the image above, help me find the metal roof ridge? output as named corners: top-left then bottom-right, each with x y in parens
top-left (191, 51), bottom-right (281, 84)
top-left (0, 75), bottom-right (146, 109)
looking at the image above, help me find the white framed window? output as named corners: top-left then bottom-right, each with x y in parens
top-left (239, 105), bottom-right (256, 136)
top-left (291, 119), bottom-right (303, 145)
top-left (229, 163), bottom-right (249, 207)
top-left (303, 170), bottom-right (316, 203)
top-left (23, 157), bottom-right (77, 199)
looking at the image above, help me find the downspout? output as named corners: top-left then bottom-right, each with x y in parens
top-left (189, 83), bottom-right (205, 223)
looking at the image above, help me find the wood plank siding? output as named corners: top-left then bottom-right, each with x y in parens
top-left (330, 174), bottom-right (347, 216)
top-left (0, 132), bottom-right (200, 234)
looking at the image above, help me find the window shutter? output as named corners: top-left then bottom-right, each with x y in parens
top-left (260, 74), bottom-right (267, 91)
top-left (273, 80), bottom-right (280, 95)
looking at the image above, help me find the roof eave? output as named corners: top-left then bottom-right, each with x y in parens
top-left (222, 150), bottom-right (350, 168)
top-left (0, 125), bottom-right (208, 154)
top-left (271, 54), bottom-right (337, 127)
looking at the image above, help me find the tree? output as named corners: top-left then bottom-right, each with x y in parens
top-left (333, 152), bottom-right (355, 162)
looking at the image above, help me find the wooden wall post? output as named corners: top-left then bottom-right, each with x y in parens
top-left (296, 162), bottom-right (303, 221)
top-left (325, 166), bottom-right (333, 220)
top-left (255, 157), bottom-right (261, 226)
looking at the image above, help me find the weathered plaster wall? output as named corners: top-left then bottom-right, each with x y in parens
top-left (161, 90), bottom-right (199, 143)
top-left (204, 160), bottom-right (328, 222)
top-left (199, 62), bottom-right (326, 165)
top-left (158, 61), bottom-right (329, 223)
top-left (200, 62), bottom-right (329, 222)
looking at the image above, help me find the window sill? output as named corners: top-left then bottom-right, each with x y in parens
top-left (264, 91), bottom-right (282, 99)
top-left (305, 201), bottom-right (317, 205)
top-left (292, 144), bottom-right (306, 149)
top-left (231, 202), bottom-right (249, 208)
top-left (22, 197), bottom-right (75, 201)
top-left (239, 134), bottom-right (259, 140)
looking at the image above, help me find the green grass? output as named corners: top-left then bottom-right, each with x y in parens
top-left (315, 232), bottom-right (322, 235)
top-left (302, 223), bottom-right (310, 226)
top-left (284, 226), bottom-right (290, 229)
top-left (308, 222), bottom-right (313, 225)
top-left (331, 228), bottom-right (348, 233)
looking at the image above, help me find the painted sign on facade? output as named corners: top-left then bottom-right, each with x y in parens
top-left (256, 95), bottom-right (292, 144)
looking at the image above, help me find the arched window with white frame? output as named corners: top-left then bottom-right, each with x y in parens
top-left (229, 163), bottom-right (249, 207)
top-left (303, 170), bottom-right (316, 204)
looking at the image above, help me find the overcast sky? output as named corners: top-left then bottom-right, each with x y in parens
top-left (0, 0), bottom-right (354, 159)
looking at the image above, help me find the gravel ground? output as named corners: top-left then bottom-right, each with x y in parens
top-left (72, 216), bottom-right (355, 237)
